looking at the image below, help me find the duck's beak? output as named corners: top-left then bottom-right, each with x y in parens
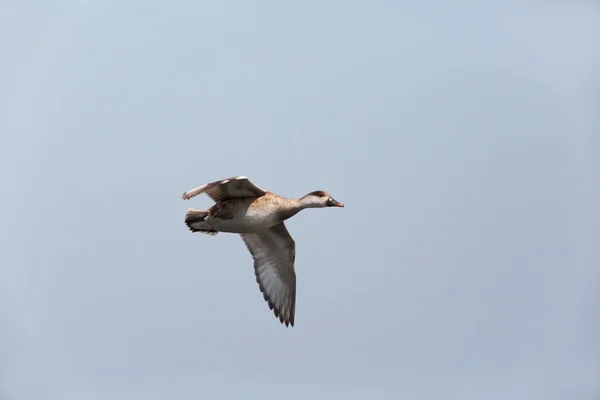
top-left (327, 198), bottom-right (344, 207)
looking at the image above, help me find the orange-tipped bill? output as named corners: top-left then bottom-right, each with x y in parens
top-left (327, 197), bottom-right (344, 207)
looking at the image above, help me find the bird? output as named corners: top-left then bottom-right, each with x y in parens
top-left (181, 176), bottom-right (344, 327)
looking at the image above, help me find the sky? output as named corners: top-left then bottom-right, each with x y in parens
top-left (1, 1), bottom-right (599, 399)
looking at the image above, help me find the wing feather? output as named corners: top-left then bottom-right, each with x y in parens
top-left (182, 176), bottom-right (265, 202)
top-left (240, 223), bottom-right (296, 327)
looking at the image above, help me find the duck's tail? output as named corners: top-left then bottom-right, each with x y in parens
top-left (185, 209), bottom-right (218, 235)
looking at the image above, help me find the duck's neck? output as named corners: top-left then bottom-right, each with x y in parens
top-left (297, 197), bottom-right (320, 209)
top-left (270, 197), bottom-right (303, 221)
top-left (275, 196), bottom-right (318, 220)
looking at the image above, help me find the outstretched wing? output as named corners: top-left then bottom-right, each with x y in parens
top-left (240, 222), bottom-right (296, 327)
top-left (182, 176), bottom-right (265, 202)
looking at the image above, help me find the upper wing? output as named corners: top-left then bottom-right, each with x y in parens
top-left (182, 176), bottom-right (266, 202)
top-left (240, 222), bottom-right (296, 327)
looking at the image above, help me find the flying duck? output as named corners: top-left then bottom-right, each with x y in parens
top-left (182, 176), bottom-right (344, 327)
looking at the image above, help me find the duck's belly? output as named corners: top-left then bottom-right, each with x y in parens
top-left (208, 205), bottom-right (281, 233)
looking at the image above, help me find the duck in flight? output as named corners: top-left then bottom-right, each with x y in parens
top-left (182, 176), bottom-right (344, 327)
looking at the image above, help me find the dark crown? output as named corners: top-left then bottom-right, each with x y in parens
top-left (307, 190), bottom-right (327, 198)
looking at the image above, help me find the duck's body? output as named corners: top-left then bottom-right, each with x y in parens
top-left (191, 192), bottom-right (302, 234)
top-left (181, 176), bottom-right (343, 327)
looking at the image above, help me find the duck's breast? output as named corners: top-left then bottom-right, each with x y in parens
top-left (243, 202), bottom-right (282, 228)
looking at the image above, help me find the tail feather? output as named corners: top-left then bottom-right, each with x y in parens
top-left (185, 209), bottom-right (218, 235)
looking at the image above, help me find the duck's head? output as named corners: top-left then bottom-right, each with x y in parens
top-left (300, 190), bottom-right (344, 209)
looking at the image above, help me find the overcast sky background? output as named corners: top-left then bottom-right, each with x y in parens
top-left (1, 1), bottom-right (599, 399)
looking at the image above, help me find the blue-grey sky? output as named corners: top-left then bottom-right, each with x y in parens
top-left (2, 2), bottom-right (599, 399)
